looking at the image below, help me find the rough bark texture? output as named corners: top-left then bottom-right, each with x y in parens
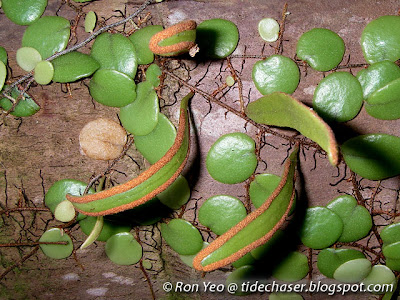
top-left (1, 1), bottom-right (399, 299)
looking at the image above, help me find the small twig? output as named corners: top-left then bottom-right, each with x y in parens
top-left (0, 246), bottom-right (40, 281)
top-left (275, 2), bottom-right (288, 55)
top-left (0, 207), bottom-right (50, 215)
top-left (0, 241), bottom-right (68, 247)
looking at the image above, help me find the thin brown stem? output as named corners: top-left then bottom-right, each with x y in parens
top-left (0, 241), bottom-right (68, 247)
top-left (0, 207), bottom-right (50, 215)
top-left (0, 246), bottom-right (40, 281)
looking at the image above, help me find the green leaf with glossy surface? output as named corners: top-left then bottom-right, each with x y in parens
top-left (54, 200), bottom-right (76, 223)
top-left (383, 241), bottom-right (400, 259)
top-left (198, 195), bottom-right (247, 235)
top-left (252, 55), bottom-right (300, 95)
top-left (79, 216), bottom-right (131, 242)
top-left (0, 47), bottom-right (7, 65)
top-left (16, 47), bottom-right (42, 72)
top-left (258, 18), bottom-right (279, 42)
top-left (365, 78), bottom-right (400, 120)
top-left (361, 265), bottom-right (396, 294)
top-left (134, 113), bottom-right (176, 164)
top-left (89, 69), bottom-right (136, 107)
top-left (22, 16), bottom-right (70, 59)
top-left (313, 72), bottom-right (363, 122)
top-left (90, 32), bottom-right (137, 78)
top-left (0, 61), bottom-right (6, 91)
top-left (299, 207), bottom-right (343, 249)
top-left (2, 0), bottom-right (47, 25)
top-left (296, 28), bottom-right (345, 71)
top-left (333, 258), bottom-right (371, 283)
top-left (246, 92), bottom-right (338, 166)
top-left (119, 81), bottom-right (159, 136)
top-left (84, 11), bottom-right (96, 33)
top-left (386, 258), bottom-right (400, 272)
top-left (34, 60), bottom-right (54, 85)
top-left (196, 18), bottom-right (239, 59)
top-left (206, 132), bottom-right (257, 184)
top-left (381, 222), bottom-right (400, 244)
top-left (52, 51), bottom-right (99, 83)
top-left (160, 219), bottom-right (203, 255)
top-left (326, 195), bottom-right (372, 242)
top-left (272, 251), bottom-right (309, 282)
top-left (317, 248), bottom-right (365, 278)
top-left (361, 15), bottom-right (400, 64)
top-left (146, 64), bottom-right (162, 87)
top-left (0, 87), bottom-right (40, 117)
top-left (341, 133), bottom-right (400, 180)
top-left (180, 242), bottom-right (209, 268)
top-left (249, 173), bottom-right (281, 208)
top-left (157, 175), bottom-right (190, 210)
top-left (129, 25), bottom-right (163, 65)
top-left (105, 232), bottom-right (142, 265)
top-left (357, 61), bottom-right (400, 99)
top-left (39, 228), bottom-right (73, 259)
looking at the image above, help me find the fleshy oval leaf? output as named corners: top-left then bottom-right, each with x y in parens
top-left (52, 51), bottom-right (100, 83)
top-left (39, 228), bottom-right (73, 259)
top-left (105, 232), bottom-right (143, 265)
top-left (129, 25), bottom-right (163, 65)
top-left (317, 248), bottom-right (365, 278)
top-left (381, 222), bottom-right (400, 245)
top-left (84, 11), bottom-right (96, 33)
top-left (16, 47), bottom-right (42, 72)
top-left (361, 265), bottom-right (396, 294)
top-left (0, 61), bottom-right (6, 91)
top-left (198, 195), bottom-right (247, 235)
top-left (22, 16), bottom-right (71, 59)
top-left (34, 60), bottom-right (54, 85)
top-left (2, 0), bottom-right (47, 25)
top-left (160, 219), bottom-right (203, 255)
top-left (157, 175), bottom-right (190, 210)
top-left (258, 18), bottom-right (280, 42)
top-left (333, 258), bottom-right (372, 283)
top-left (0, 86), bottom-right (40, 117)
top-left (119, 81), bottom-right (159, 136)
top-left (246, 92), bottom-right (338, 166)
top-left (54, 200), bottom-right (76, 223)
top-left (341, 133), bottom-right (400, 180)
top-left (272, 251), bottom-right (309, 282)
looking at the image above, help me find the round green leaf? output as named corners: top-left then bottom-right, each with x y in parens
top-left (196, 18), bottom-right (239, 59)
top-left (313, 72), bottom-right (363, 122)
top-left (383, 241), bottom-right (400, 259)
top-left (39, 228), bottom-right (73, 259)
top-left (0, 86), bottom-right (40, 117)
top-left (105, 232), bottom-right (142, 265)
top-left (206, 132), bottom-right (257, 184)
top-left (54, 200), bottom-right (76, 223)
top-left (333, 258), bottom-right (372, 283)
top-left (34, 60), bottom-right (54, 85)
top-left (2, 0), bottom-right (47, 25)
top-left (365, 78), bottom-right (400, 120)
top-left (160, 219), bottom-right (203, 255)
top-left (341, 133), bottom-right (400, 180)
top-left (386, 258), bottom-right (400, 272)
top-left (90, 32), bottom-right (137, 78)
top-left (272, 251), bottom-right (309, 282)
top-left (22, 16), bottom-right (71, 59)
top-left (361, 265), bottom-right (396, 294)
top-left (249, 173), bottom-right (281, 208)
top-left (226, 75), bottom-right (235, 87)
top-left (16, 47), bottom-right (42, 72)
top-left (299, 206), bottom-right (343, 249)
top-left (317, 248), bottom-right (365, 278)
top-left (326, 195), bottom-right (372, 242)
top-left (84, 11), bottom-right (96, 33)
top-left (180, 242), bottom-right (209, 268)
top-left (79, 216), bottom-right (131, 242)
top-left (89, 69), bottom-right (136, 107)
top-left (361, 15), bottom-right (400, 64)
top-left (296, 28), bottom-right (345, 71)
top-left (0, 46), bottom-right (7, 65)
top-left (129, 25), bottom-right (163, 65)
top-left (45, 179), bottom-right (94, 221)
top-left (0, 61), bottom-right (6, 92)
top-left (145, 64), bottom-right (162, 87)
top-left (269, 293), bottom-right (304, 300)
top-left (134, 113), bottom-right (176, 164)
top-left (252, 55), bottom-right (300, 95)
top-left (357, 61), bottom-right (400, 99)
top-left (381, 222), bottom-right (400, 245)
top-left (258, 18), bottom-right (279, 42)
top-left (157, 175), bottom-right (190, 210)
top-left (198, 195), bottom-right (247, 235)
top-left (52, 51), bottom-right (100, 83)
top-left (119, 81), bottom-right (159, 136)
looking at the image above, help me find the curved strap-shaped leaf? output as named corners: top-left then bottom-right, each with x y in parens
top-left (193, 147), bottom-right (298, 272)
top-left (245, 92), bottom-right (338, 166)
top-left (67, 92), bottom-right (193, 216)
